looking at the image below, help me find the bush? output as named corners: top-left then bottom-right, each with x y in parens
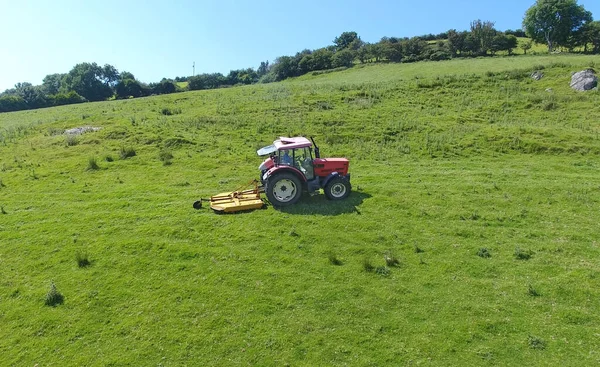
top-left (528, 335), bottom-right (546, 350)
top-left (65, 135), bottom-right (79, 146)
top-left (384, 251), bottom-right (400, 267)
top-left (477, 248), bottom-right (491, 258)
top-left (375, 266), bottom-right (391, 276)
top-left (52, 91), bottom-right (86, 106)
top-left (528, 284), bottom-right (540, 297)
top-left (0, 94), bottom-right (27, 113)
top-left (115, 79), bottom-right (143, 99)
top-left (158, 149), bottom-right (173, 166)
top-left (328, 252), bottom-right (343, 265)
top-left (76, 251), bottom-right (91, 267)
top-left (362, 258), bottom-right (375, 272)
top-left (514, 247), bottom-right (532, 260)
top-left (44, 282), bottom-right (64, 306)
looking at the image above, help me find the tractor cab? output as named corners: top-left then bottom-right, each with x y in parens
top-left (258, 137), bottom-right (315, 180)
top-left (256, 136), bottom-right (351, 206)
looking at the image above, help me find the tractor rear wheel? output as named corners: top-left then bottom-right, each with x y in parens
top-left (324, 177), bottom-right (351, 200)
top-left (265, 173), bottom-right (302, 206)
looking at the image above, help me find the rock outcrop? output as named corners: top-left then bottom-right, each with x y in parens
top-left (570, 69), bottom-right (597, 91)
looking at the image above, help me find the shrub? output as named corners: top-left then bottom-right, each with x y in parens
top-left (514, 247), bottom-right (532, 260)
top-left (328, 252), bottom-right (343, 266)
top-left (477, 248), bottom-right (491, 258)
top-left (1, 206), bottom-right (6, 214)
top-left (527, 335), bottom-right (546, 350)
top-left (362, 258), bottom-right (375, 272)
top-left (384, 251), bottom-right (400, 267)
top-left (160, 107), bottom-right (181, 116)
top-left (104, 155), bottom-right (114, 162)
top-left (86, 157), bottom-right (100, 171)
top-left (375, 266), bottom-right (391, 277)
top-left (44, 282), bottom-right (64, 306)
top-left (65, 135), bottom-right (79, 146)
top-left (120, 147), bottom-right (136, 159)
top-left (76, 251), bottom-right (91, 268)
top-left (158, 149), bottom-right (174, 166)
top-left (414, 245), bottom-right (424, 253)
top-left (528, 284), bottom-right (540, 297)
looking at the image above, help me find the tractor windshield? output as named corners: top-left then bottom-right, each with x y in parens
top-left (257, 144), bottom-right (277, 156)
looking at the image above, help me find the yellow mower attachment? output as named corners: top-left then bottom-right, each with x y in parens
top-left (194, 180), bottom-right (265, 213)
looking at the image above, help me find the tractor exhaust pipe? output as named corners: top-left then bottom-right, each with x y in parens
top-left (310, 136), bottom-right (320, 158)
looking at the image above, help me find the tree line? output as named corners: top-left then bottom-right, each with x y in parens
top-left (1, 0), bottom-right (598, 114)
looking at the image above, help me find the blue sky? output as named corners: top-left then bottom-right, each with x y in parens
top-left (1, 0), bottom-right (599, 91)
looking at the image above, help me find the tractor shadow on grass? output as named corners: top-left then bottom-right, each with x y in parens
top-left (276, 191), bottom-right (371, 216)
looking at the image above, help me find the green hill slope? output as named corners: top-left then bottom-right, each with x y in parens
top-left (1, 54), bottom-right (599, 366)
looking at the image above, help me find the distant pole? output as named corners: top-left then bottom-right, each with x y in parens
top-left (193, 62), bottom-right (195, 77)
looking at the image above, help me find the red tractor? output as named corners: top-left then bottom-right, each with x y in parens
top-left (257, 136), bottom-right (351, 206)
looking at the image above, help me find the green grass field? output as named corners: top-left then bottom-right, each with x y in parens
top-left (1, 54), bottom-right (599, 366)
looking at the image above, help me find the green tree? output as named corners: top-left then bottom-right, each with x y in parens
top-left (470, 20), bottom-right (497, 55)
top-left (332, 49), bottom-right (355, 68)
top-left (333, 31), bottom-right (359, 50)
top-left (0, 95), bottom-right (27, 112)
top-left (309, 48), bottom-right (333, 70)
top-left (119, 71), bottom-right (135, 81)
top-left (382, 42), bottom-right (403, 62)
top-left (582, 21), bottom-right (600, 53)
top-left (257, 61), bottom-right (270, 76)
top-left (14, 83), bottom-right (47, 109)
top-left (270, 56), bottom-right (299, 81)
top-left (491, 34), bottom-right (519, 55)
top-left (523, 0), bottom-right (592, 52)
top-left (63, 63), bottom-right (114, 101)
top-left (115, 79), bottom-right (143, 98)
top-left (447, 30), bottom-right (468, 56)
top-left (52, 91), bottom-right (86, 106)
top-left (520, 39), bottom-right (533, 54)
top-left (42, 73), bottom-right (66, 95)
top-left (356, 44), bottom-right (370, 63)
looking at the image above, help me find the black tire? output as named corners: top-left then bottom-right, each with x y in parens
top-left (324, 177), bottom-right (351, 200)
top-left (265, 172), bottom-right (302, 207)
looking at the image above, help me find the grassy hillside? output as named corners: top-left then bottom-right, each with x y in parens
top-left (1, 54), bottom-right (599, 366)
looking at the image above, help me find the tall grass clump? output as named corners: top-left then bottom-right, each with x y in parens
top-left (86, 157), bottom-right (100, 171)
top-left (328, 252), bottom-right (343, 266)
top-left (384, 251), bottom-right (400, 267)
top-left (158, 149), bottom-right (174, 166)
top-left (362, 258), bottom-right (375, 272)
top-left (120, 146), bottom-right (136, 159)
top-left (514, 247), bottom-right (533, 260)
top-left (44, 282), bottom-right (64, 306)
top-left (75, 251), bottom-right (91, 268)
top-left (65, 134), bottom-right (79, 146)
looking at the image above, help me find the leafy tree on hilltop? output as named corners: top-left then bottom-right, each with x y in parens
top-left (470, 20), bottom-right (497, 55)
top-left (119, 71), bottom-right (136, 82)
top-left (63, 63), bottom-right (116, 101)
top-left (523, 0), bottom-right (592, 52)
top-left (332, 49), bottom-right (355, 68)
top-left (582, 21), bottom-right (600, 53)
top-left (115, 79), bottom-right (143, 98)
top-left (42, 73), bottom-right (66, 95)
top-left (333, 31), bottom-right (359, 50)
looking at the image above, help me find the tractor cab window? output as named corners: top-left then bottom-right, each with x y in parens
top-left (279, 150), bottom-right (292, 165)
top-left (293, 147), bottom-right (314, 180)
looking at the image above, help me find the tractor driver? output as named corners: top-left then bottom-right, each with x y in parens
top-left (281, 150), bottom-right (292, 165)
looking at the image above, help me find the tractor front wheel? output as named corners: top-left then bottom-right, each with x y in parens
top-left (324, 177), bottom-right (351, 200)
top-left (265, 173), bottom-right (302, 207)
